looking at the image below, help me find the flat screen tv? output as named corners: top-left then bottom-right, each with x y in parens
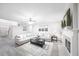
top-left (61, 8), bottom-right (72, 29)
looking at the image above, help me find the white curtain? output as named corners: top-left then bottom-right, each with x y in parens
top-left (0, 22), bottom-right (9, 36)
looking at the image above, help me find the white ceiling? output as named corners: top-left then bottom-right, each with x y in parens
top-left (0, 3), bottom-right (66, 23)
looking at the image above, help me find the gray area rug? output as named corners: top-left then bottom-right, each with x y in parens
top-left (16, 42), bottom-right (50, 56)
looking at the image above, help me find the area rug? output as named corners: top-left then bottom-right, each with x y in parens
top-left (16, 42), bottom-right (51, 56)
top-left (43, 42), bottom-right (49, 50)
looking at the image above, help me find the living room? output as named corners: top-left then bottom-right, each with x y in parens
top-left (0, 3), bottom-right (79, 56)
top-left (0, 3), bottom-right (65, 56)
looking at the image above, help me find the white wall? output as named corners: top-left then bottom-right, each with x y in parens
top-left (72, 4), bottom-right (78, 56)
top-left (32, 21), bottom-right (61, 41)
top-left (78, 4), bottom-right (79, 56)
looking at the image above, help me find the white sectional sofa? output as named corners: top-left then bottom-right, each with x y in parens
top-left (15, 33), bottom-right (36, 45)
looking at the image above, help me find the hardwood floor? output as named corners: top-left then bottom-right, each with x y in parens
top-left (0, 36), bottom-right (65, 56)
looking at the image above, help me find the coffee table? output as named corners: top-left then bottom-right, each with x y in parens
top-left (30, 37), bottom-right (45, 47)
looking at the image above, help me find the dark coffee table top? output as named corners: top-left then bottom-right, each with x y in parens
top-left (30, 37), bottom-right (45, 47)
top-left (30, 37), bottom-right (45, 43)
top-left (30, 37), bottom-right (45, 42)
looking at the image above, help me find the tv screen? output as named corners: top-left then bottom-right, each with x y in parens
top-left (61, 8), bottom-right (72, 29)
top-left (66, 9), bottom-right (72, 26)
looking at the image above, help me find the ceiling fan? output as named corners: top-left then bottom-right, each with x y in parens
top-left (29, 17), bottom-right (36, 22)
top-left (26, 17), bottom-right (36, 25)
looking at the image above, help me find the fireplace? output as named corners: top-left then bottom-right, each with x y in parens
top-left (65, 39), bottom-right (71, 53)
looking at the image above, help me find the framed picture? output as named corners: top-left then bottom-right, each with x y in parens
top-left (39, 28), bottom-right (41, 31)
top-left (42, 28), bottom-right (44, 31)
top-left (45, 28), bottom-right (48, 31)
